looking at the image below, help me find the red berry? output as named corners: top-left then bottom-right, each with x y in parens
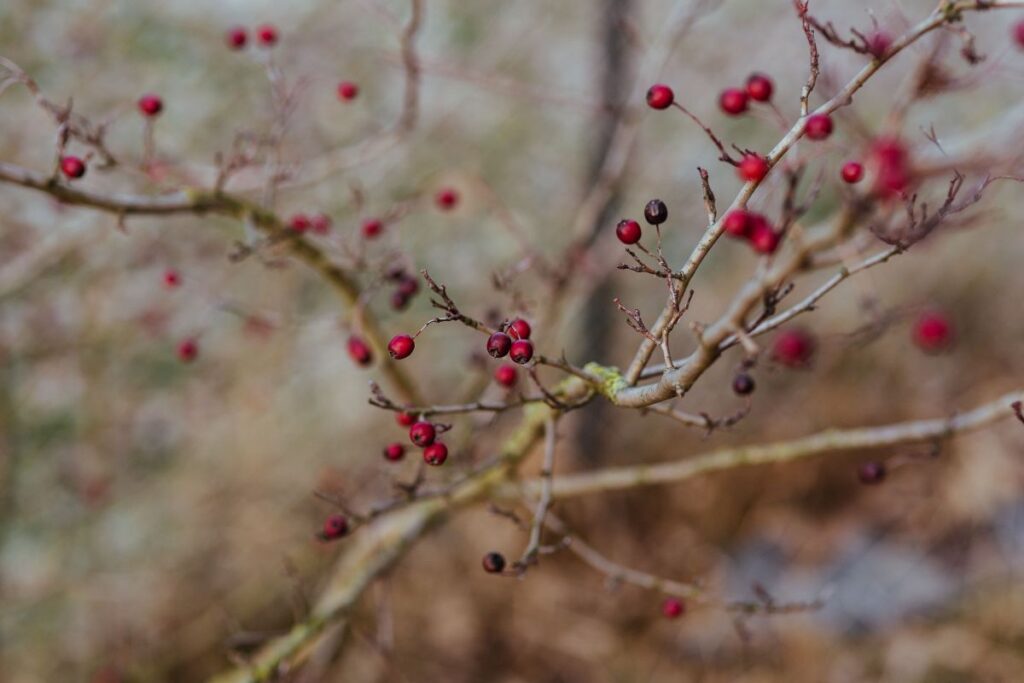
top-left (390, 291), bottom-right (410, 311)
top-left (494, 364), bottom-right (518, 388)
top-left (737, 154), bottom-right (769, 183)
top-left (361, 218), bottom-right (383, 239)
top-left (177, 338), bottom-right (199, 363)
top-left (509, 339), bottom-right (534, 365)
top-left (662, 597), bottom-right (685, 619)
top-left (912, 311), bottom-right (954, 353)
top-left (508, 318), bottom-right (532, 340)
top-left (745, 73), bottom-right (774, 102)
top-left (396, 277), bottom-right (419, 298)
top-left (60, 155), bottom-right (86, 179)
top-left (486, 332), bottom-right (512, 358)
top-left (719, 87), bottom-right (749, 116)
top-left (396, 411), bottom-right (416, 427)
top-left (749, 216), bottom-right (780, 255)
top-left (773, 329), bottom-right (816, 367)
top-left (321, 514), bottom-right (349, 540)
top-left (347, 336), bottom-right (373, 366)
top-left (423, 442), bottom-right (448, 466)
top-left (482, 551), bottom-right (506, 573)
top-left (163, 268), bottom-right (181, 288)
top-left (616, 219), bottom-right (642, 245)
top-left (858, 461), bottom-right (887, 485)
top-left (383, 442), bottom-right (405, 462)
top-left (226, 26), bottom-right (247, 50)
top-left (841, 161), bottom-right (864, 184)
top-left (870, 137), bottom-right (911, 197)
top-left (387, 334), bottom-right (415, 360)
top-left (256, 24), bottom-right (278, 47)
top-left (723, 210), bottom-right (752, 238)
top-left (435, 187), bottom-right (459, 211)
top-left (732, 373), bottom-right (755, 395)
top-left (805, 113), bottom-right (834, 140)
top-left (644, 199), bottom-right (668, 226)
top-left (866, 31), bottom-right (892, 59)
top-left (409, 421), bottom-right (436, 447)
top-left (288, 213), bottom-right (310, 233)
top-left (1015, 20), bottom-right (1024, 48)
top-left (310, 213), bottom-right (332, 234)
top-left (646, 84), bottom-right (674, 110)
top-left (337, 81), bottom-right (359, 101)
top-left (137, 93), bottom-right (163, 117)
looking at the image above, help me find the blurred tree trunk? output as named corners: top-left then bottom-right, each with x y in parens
top-left (575, 0), bottom-right (633, 463)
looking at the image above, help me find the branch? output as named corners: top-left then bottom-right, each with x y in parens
top-left (208, 377), bottom-right (592, 683)
top-left (515, 389), bottom-right (1024, 501)
top-left (0, 159), bottom-right (423, 404)
top-left (515, 417), bottom-right (558, 570)
top-left (620, 0), bottom-right (1024, 387)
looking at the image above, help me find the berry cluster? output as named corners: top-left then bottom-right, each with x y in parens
top-left (286, 212), bottom-right (333, 235)
top-left (722, 209), bottom-right (781, 255)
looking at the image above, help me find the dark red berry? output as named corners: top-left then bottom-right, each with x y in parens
top-left (773, 329), bottom-right (816, 367)
top-left (347, 336), bottom-right (373, 366)
top-left (719, 88), bottom-right (749, 116)
top-left (361, 218), bottom-right (383, 239)
top-left (494, 364), bottom-right (518, 388)
top-left (841, 161), bottom-right (864, 184)
top-left (723, 210), bottom-right (752, 238)
top-left (745, 73), bottom-right (774, 102)
top-left (508, 318), bottom-right (532, 340)
top-left (396, 277), bottom-right (419, 298)
top-left (226, 26), bottom-right (247, 50)
top-left (482, 551), bottom-right (506, 573)
top-left (486, 332), bottom-right (512, 358)
top-left (383, 442), bottom-right (405, 462)
top-left (644, 199), bottom-right (668, 226)
top-left (732, 373), bottom-right (755, 395)
top-left (646, 84), bottom-right (674, 110)
top-left (737, 154), bottom-right (769, 183)
top-left (749, 216), bottom-right (780, 255)
top-left (321, 514), bottom-right (349, 540)
top-left (409, 421), bottom-right (436, 447)
top-left (805, 113), bottom-right (834, 140)
top-left (163, 268), bottom-right (181, 288)
top-left (913, 310), bottom-right (954, 353)
top-left (396, 411), bottom-right (416, 427)
top-left (256, 24), bottom-right (278, 47)
top-left (662, 597), bottom-right (685, 619)
top-left (310, 213), bottom-right (332, 234)
top-left (137, 93), bottom-right (163, 117)
top-left (177, 337), bottom-right (199, 363)
top-left (423, 442), bottom-right (448, 466)
top-left (509, 339), bottom-right (534, 365)
top-left (435, 187), bottom-right (459, 211)
top-left (390, 291), bottom-right (410, 311)
top-left (858, 461), bottom-right (887, 485)
top-left (288, 213), bottom-right (310, 233)
top-left (337, 81), bottom-right (359, 101)
top-left (1015, 20), bottom-right (1024, 48)
top-left (60, 156), bottom-right (86, 179)
top-left (866, 31), bottom-right (892, 59)
top-left (387, 334), bottom-right (415, 360)
top-left (616, 219), bottom-right (642, 245)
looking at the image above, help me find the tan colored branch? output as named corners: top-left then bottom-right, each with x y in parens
top-left (208, 378), bottom-right (590, 683)
top-left (519, 389), bottom-right (1024, 501)
top-left (0, 159), bottom-right (422, 404)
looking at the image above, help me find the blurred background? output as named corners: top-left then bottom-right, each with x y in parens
top-left (2, 0), bottom-right (1024, 681)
